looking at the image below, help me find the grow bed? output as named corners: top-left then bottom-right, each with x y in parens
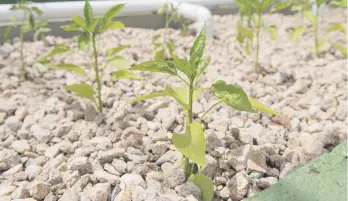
top-left (0, 5), bottom-right (347, 201)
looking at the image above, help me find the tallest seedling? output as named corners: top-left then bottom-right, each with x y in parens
top-left (39, 0), bottom-right (140, 113)
top-left (128, 25), bottom-right (279, 201)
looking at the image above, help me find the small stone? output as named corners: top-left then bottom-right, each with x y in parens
top-left (94, 170), bottom-right (119, 185)
top-left (279, 162), bottom-right (297, 179)
top-left (201, 155), bottom-right (219, 178)
top-left (104, 163), bottom-right (120, 175)
top-left (162, 163), bottom-right (186, 188)
top-left (271, 115), bottom-right (291, 129)
top-left (112, 159), bottom-right (127, 174)
top-left (31, 181), bottom-right (50, 200)
top-left (44, 192), bottom-right (57, 201)
top-left (25, 165), bottom-right (42, 181)
top-left (267, 155), bottom-right (285, 168)
top-left (3, 164), bottom-right (23, 178)
top-left (156, 150), bottom-right (182, 165)
top-left (97, 148), bottom-right (125, 163)
top-left (227, 171), bottom-right (249, 201)
top-left (227, 145), bottom-right (254, 171)
top-left (299, 133), bottom-right (325, 157)
top-left (45, 144), bottom-right (61, 159)
top-left (0, 183), bottom-right (16, 196)
top-left (219, 186), bottom-right (230, 199)
top-left (87, 183), bottom-right (111, 201)
top-left (58, 189), bottom-right (79, 201)
top-left (256, 177), bottom-right (278, 189)
top-left (0, 149), bottom-right (19, 171)
top-left (175, 182), bottom-right (201, 200)
top-left (69, 157), bottom-right (93, 175)
top-left (120, 173), bottom-right (146, 189)
top-left (11, 140), bottom-right (31, 153)
top-left (11, 186), bottom-right (30, 199)
top-left (151, 141), bottom-right (169, 156)
top-left (88, 137), bottom-right (112, 150)
top-left (206, 133), bottom-right (222, 152)
top-left (84, 103), bottom-right (98, 121)
top-left (266, 168), bottom-right (280, 177)
top-left (247, 150), bottom-right (267, 173)
top-left (30, 124), bottom-right (51, 143)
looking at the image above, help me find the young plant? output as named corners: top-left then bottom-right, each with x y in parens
top-left (236, 0), bottom-right (278, 73)
top-left (2, 0), bottom-right (49, 80)
top-left (38, 0), bottom-right (141, 113)
top-left (128, 25), bottom-right (279, 201)
top-left (153, 2), bottom-right (188, 60)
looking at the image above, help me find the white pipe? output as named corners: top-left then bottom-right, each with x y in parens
top-left (0, 0), bottom-right (231, 39)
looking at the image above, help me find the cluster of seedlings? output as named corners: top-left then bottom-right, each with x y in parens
top-left (0, 0), bottom-right (346, 200)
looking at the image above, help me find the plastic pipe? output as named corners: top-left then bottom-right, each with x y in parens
top-left (0, 0), bottom-right (233, 39)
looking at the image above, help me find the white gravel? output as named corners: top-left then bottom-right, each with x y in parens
top-left (0, 7), bottom-right (347, 201)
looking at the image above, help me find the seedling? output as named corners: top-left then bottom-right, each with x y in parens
top-left (2, 0), bottom-right (49, 80)
top-left (153, 2), bottom-right (189, 60)
top-left (128, 25), bottom-right (278, 201)
top-left (38, 0), bottom-right (141, 113)
top-left (236, 0), bottom-right (278, 73)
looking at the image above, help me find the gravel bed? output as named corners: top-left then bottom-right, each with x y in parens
top-left (0, 7), bottom-right (347, 201)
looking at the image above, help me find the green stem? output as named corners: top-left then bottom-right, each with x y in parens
top-left (255, 12), bottom-right (261, 73)
top-left (314, 5), bottom-right (319, 56)
top-left (200, 100), bottom-right (223, 120)
top-left (184, 78), bottom-right (194, 178)
top-left (92, 34), bottom-right (102, 113)
top-left (19, 29), bottom-right (25, 81)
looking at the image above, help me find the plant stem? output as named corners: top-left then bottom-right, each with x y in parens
top-left (314, 4), bottom-right (319, 56)
top-left (200, 100), bottom-right (223, 120)
top-left (255, 12), bottom-right (261, 73)
top-left (184, 78), bottom-right (194, 178)
top-left (19, 28), bottom-right (25, 81)
top-left (92, 34), bottom-right (102, 113)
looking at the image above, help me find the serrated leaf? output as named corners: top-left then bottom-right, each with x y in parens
top-left (28, 13), bottom-right (35, 29)
top-left (291, 26), bottom-right (305, 41)
top-left (84, 0), bottom-right (94, 26)
top-left (132, 60), bottom-right (177, 76)
top-left (48, 64), bottom-right (86, 76)
top-left (46, 44), bottom-right (72, 57)
top-left (172, 122), bottom-right (206, 167)
top-left (61, 23), bottom-right (80, 32)
top-left (154, 49), bottom-right (165, 60)
top-left (110, 56), bottom-right (131, 69)
top-left (304, 10), bottom-right (317, 25)
top-left (211, 80), bottom-right (255, 113)
top-left (173, 54), bottom-right (192, 77)
top-left (248, 97), bottom-right (279, 115)
top-left (31, 6), bottom-right (43, 16)
top-left (267, 25), bottom-right (277, 40)
top-left (64, 83), bottom-right (95, 103)
top-left (100, 21), bottom-right (124, 32)
top-left (327, 23), bottom-right (346, 33)
top-left (271, 1), bottom-right (291, 12)
top-left (189, 174), bottom-right (214, 201)
top-left (111, 70), bottom-right (142, 80)
top-left (190, 24), bottom-right (206, 73)
top-left (72, 16), bottom-right (87, 30)
top-left (334, 44), bottom-right (347, 57)
top-left (102, 4), bottom-right (125, 23)
top-left (107, 45), bottom-right (129, 58)
top-left (77, 32), bottom-right (90, 51)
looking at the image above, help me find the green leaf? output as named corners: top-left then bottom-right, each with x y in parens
top-left (102, 4), bottom-right (125, 23)
top-left (248, 97), bottom-right (279, 115)
top-left (110, 56), bottom-right (131, 69)
top-left (64, 83), bottom-right (95, 103)
top-left (173, 54), bottom-right (192, 77)
top-left (131, 60), bottom-right (177, 76)
top-left (106, 45), bottom-right (129, 58)
top-left (238, 23), bottom-right (253, 40)
top-left (291, 26), bottom-right (305, 41)
top-left (2, 26), bottom-right (12, 43)
top-left (244, 41), bottom-right (251, 55)
top-left (317, 40), bottom-right (329, 51)
top-left (77, 32), bottom-right (90, 51)
top-left (267, 25), bottom-right (277, 40)
top-left (72, 16), bottom-right (87, 30)
top-left (84, 0), bottom-right (94, 26)
top-left (304, 10), bottom-right (317, 25)
top-left (128, 86), bottom-right (200, 109)
top-left (166, 40), bottom-right (175, 57)
top-left (327, 23), bottom-right (346, 33)
top-left (88, 18), bottom-right (100, 32)
top-left (196, 56), bottom-right (211, 81)
top-left (154, 49), bottom-right (165, 60)
top-left (172, 122), bottom-right (206, 167)
top-left (334, 44), bottom-right (347, 57)
top-left (261, 0), bottom-right (274, 11)
top-left (291, 4), bottom-right (304, 12)
top-left (61, 23), bottom-right (80, 32)
top-left (211, 80), bottom-right (255, 113)
top-left (316, 0), bottom-right (328, 5)
top-left (271, 1), bottom-right (291, 12)
top-left (33, 27), bottom-right (51, 41)
top-left (152, 34), bottom-right (160, 43)
top-left (111, 70), bottom-right (142, 80)
top-left (31, 6), bottom-right (43, 16)
top-left (28, 13), bottom-right (35, 29)
top-left (47, 64), bottom-right (86, 76)
top-left (189, 174), bottom-right (214, 201)
top-left (100, 21), bottom-right (124, 32)
top-left (329, 0), bottom-right (347, 7)
top-left (189, 24), bottom-right (206, 73)
top-left (46, 44), bottom-right (72, 57)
